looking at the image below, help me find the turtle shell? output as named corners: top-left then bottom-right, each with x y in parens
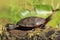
top-left (17, 17), bottom-right (45, 28)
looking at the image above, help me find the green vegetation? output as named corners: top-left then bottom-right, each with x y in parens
top-left (0, 0), bottom-right (60, 28)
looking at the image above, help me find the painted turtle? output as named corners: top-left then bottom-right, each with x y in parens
top-left (6, 13), bottom-right (52, 30)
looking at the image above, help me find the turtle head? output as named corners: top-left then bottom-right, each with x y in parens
top-left (6, 24), bottom-right (19, 31)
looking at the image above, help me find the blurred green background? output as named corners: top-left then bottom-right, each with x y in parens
top-left (0, 0), bottom-right (60, 28)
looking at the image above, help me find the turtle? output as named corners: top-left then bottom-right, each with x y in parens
top-left (6, 9), bottom-right (59, 30)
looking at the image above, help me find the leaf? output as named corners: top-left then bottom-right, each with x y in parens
top-left (35, 5), bottom-right (52, 18)
top-left (35, 5), bottom-right (52, 11)
top-left (47, 11), bottom-right (60, 28)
